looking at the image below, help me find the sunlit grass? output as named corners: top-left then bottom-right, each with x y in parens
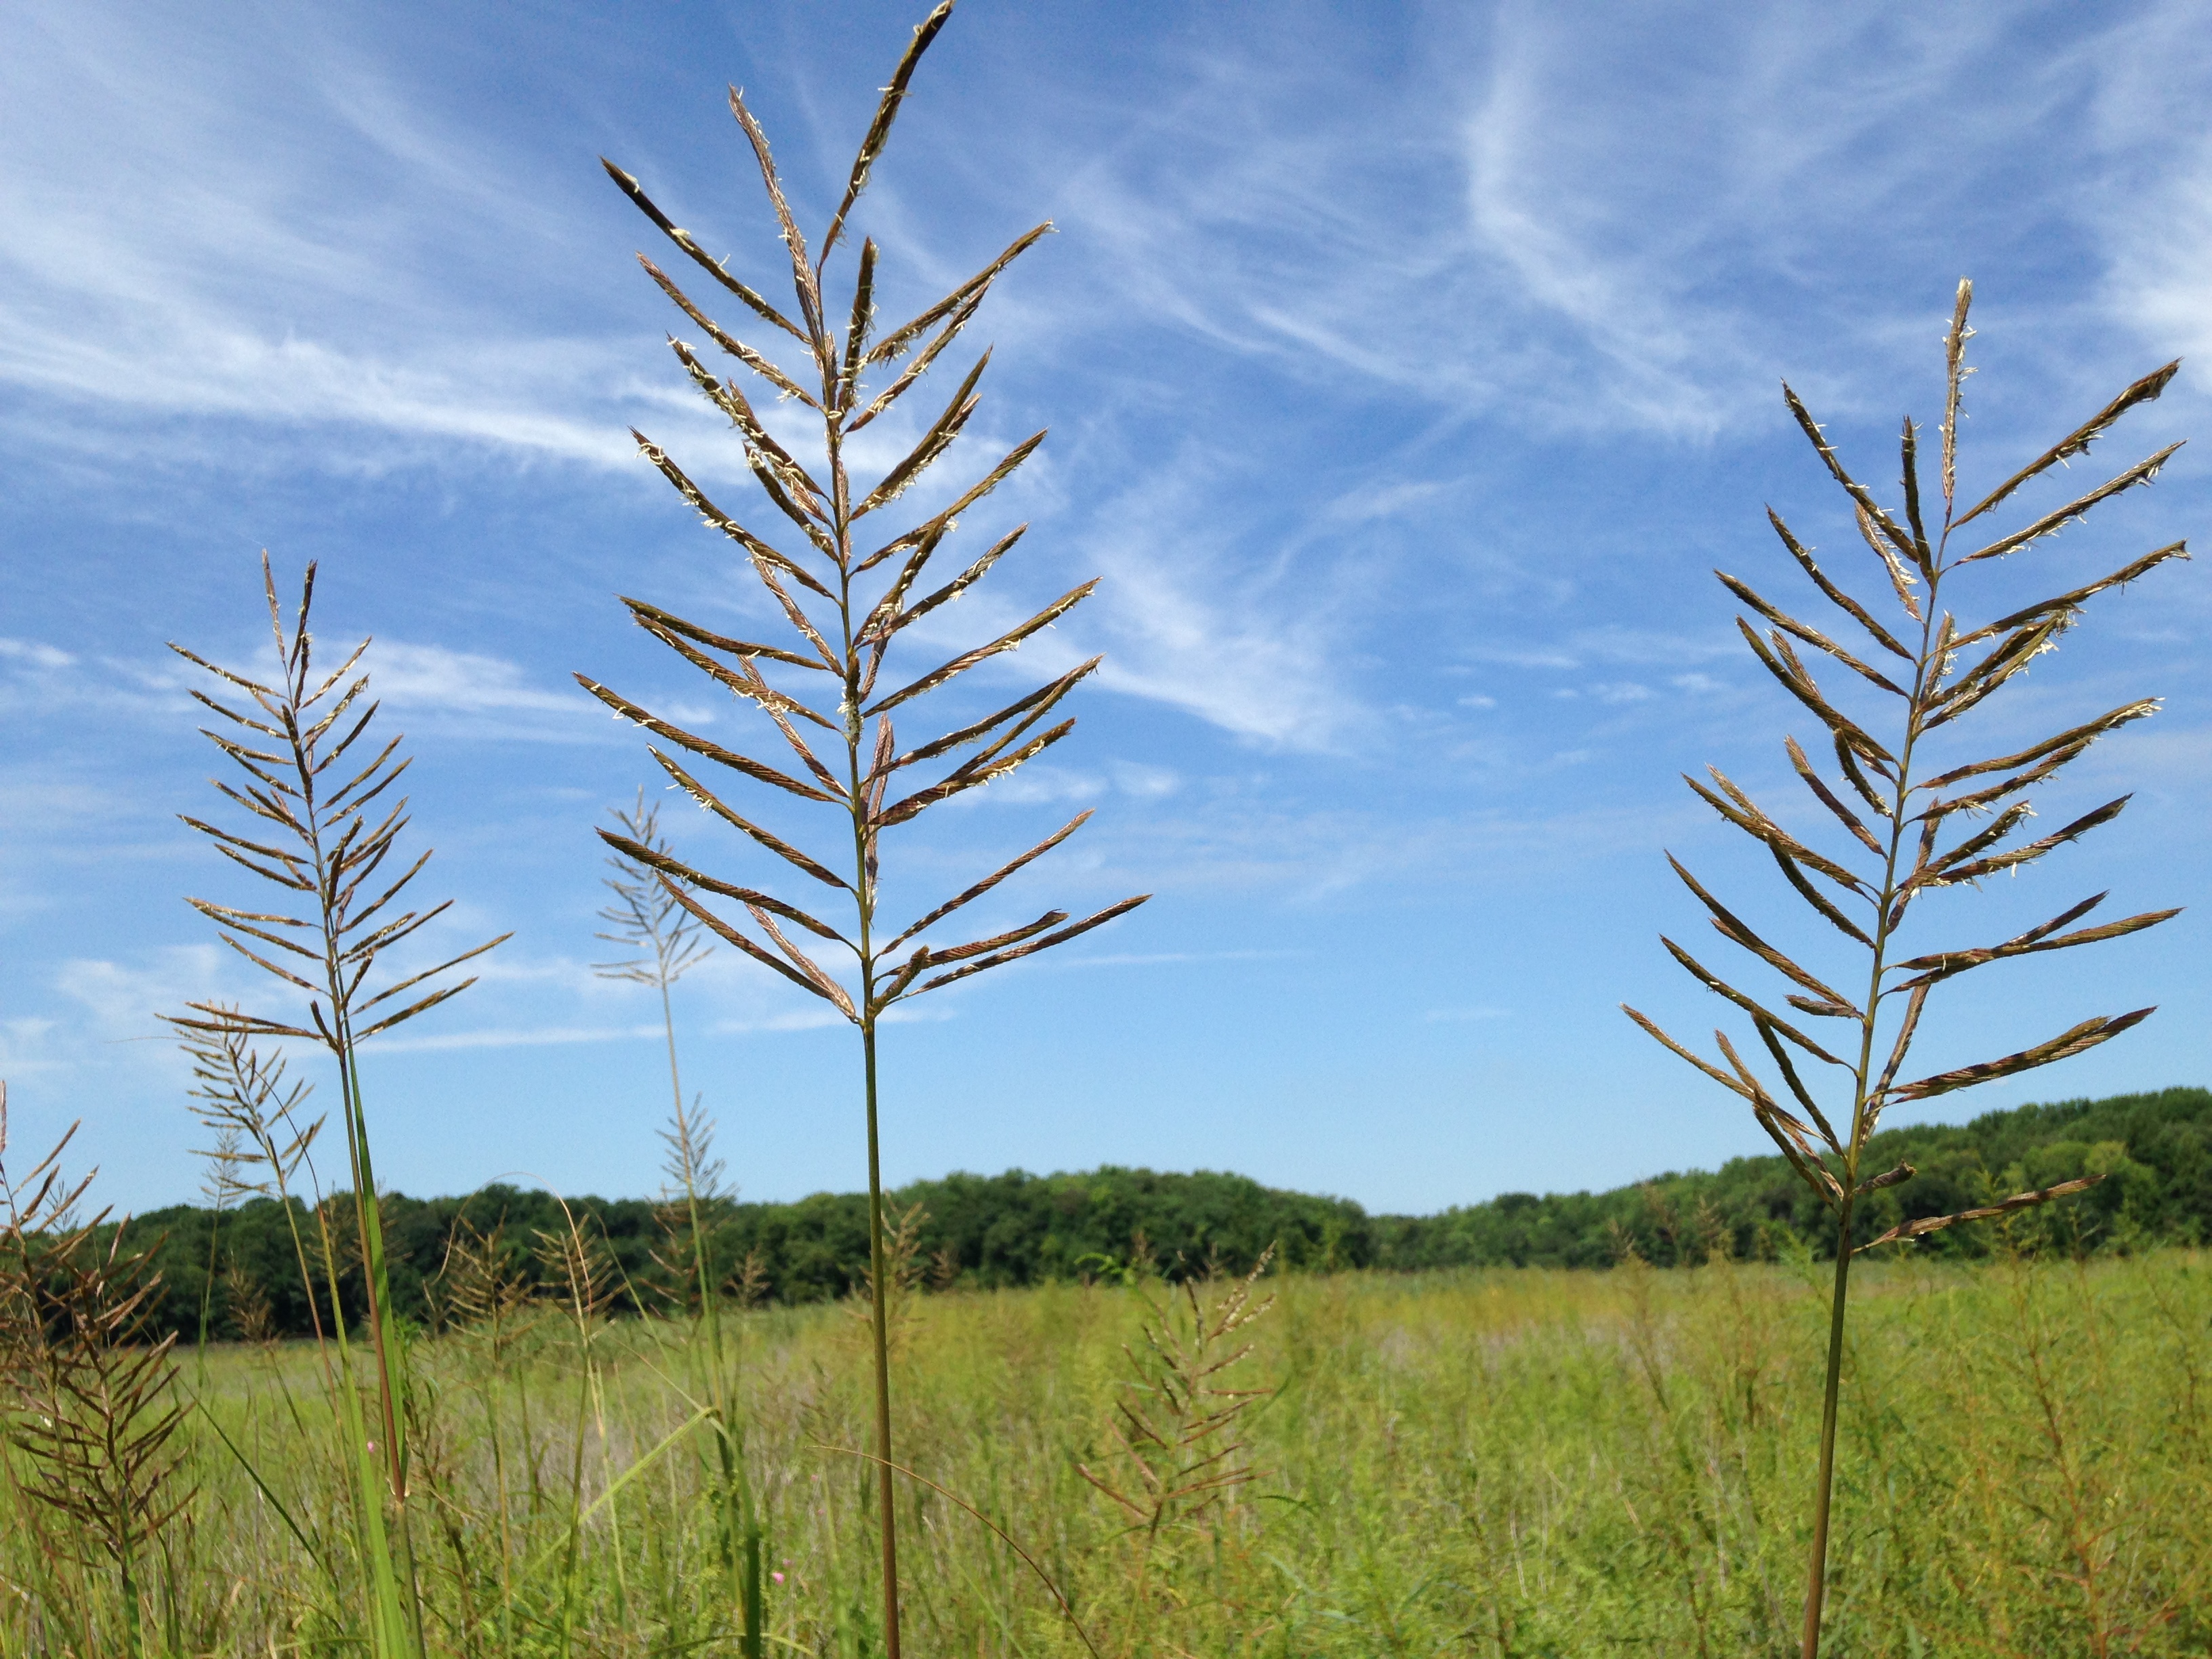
top-left (6, 1248), bottom-right (2207, 1656)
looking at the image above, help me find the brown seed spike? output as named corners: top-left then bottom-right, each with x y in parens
top-left (1899, 418), bottom-right (1934, 573)
top-left (847, 289), bottom-right (985, 434)
top-left (600, 830), bottom-right (849, 947)
top-left (1622, 1004), bottom-right (1751, 1101)
top-left (1891, 1009), bottom-right (2155, 1103)
top-left (855, 350), bottom-right (992, 516)
top-left (1657, 936), bottom-right (1847, 1067)
top-left (1734, 622), bottom-right (1897, 766)
top-left (1765, 508), bottom-right (1914, 662)
top-left (1950, 541), bottom-right (2189, 650)
top-left (882, 811), bottom-right (1094, 952)
top-left (865, 580), bottom-right (1098, 716)
top-left (1783, 737), bottom-right (1884, 856)
top-left (1890, 902), bottom-right (2179, 993)
top-left (864, 225), bottom-right (1053, 369)
top-left (1961, 443), bottom-right (2185, 565)
top-left (1856, 504), bottom-right (1923, 621)
top-left (1919, 796), bottom-right (2131, 888)
top-left (874, 718), bottom-right (1078, 829)
top-left (637, 254), bottom-right (819, 408)
top-left (912, 895), bottom-right (1150, 994)
top-left (855, 430), bottom-right (1048, 574)
top-left (622, 596), bottom-right (833, 674)
top-left (664, 882), bottom-right (841, 1006)
top-left (724, 86), bottom-right (825, 354)
top-left (1954, 359), bottom-right (2181, 530)
top-left (1855, 1162), bottom-right (1914, 1197)
top-left (1856, 1173), bottom-right (2105, 1252)
top-left (1685, 771), bottom-right (1869, 895)
top-left (1782, 382), bottom-right (1920, 566)
top-left (821, 2), bottom-right (957, 266)
top-left (877, 660), bottom-right (1100, 782)
top-left (839, 237), bottom-right (879, 411)
top-left (577, 678), bottom-right (841, 804)
top-left (1666, 853), bottom-right (1860, 1015)
top-left (1941, 278), bottom-right (1973, 515)
top-left (1753, 1017), bottom-right (1843, 1153)
top-left (600, 158), bottom-right (807, 343)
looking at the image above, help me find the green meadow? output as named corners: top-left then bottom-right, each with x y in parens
top-left (7, 1241), bottom-right (2207, 1656)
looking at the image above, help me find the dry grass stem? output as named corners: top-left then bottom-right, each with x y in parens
top-left (1, 1088), bottom-right (192, 1657)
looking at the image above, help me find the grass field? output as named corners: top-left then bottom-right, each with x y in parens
top-left (6, 1243), bottom-right (2209, 1656)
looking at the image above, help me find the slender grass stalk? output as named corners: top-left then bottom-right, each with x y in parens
top-left (194, 1063), bottom-right (376, 1630)
top-left (596, 790), bottom-right (714, 1141)
top-left (535, 1203), bottom-right (617, 1657)
top-left (194, 1130), bottom-right (247, 1377)
top-left (176, 1021), bottom-right (335, 1386)
top-left (1627, 281), bottom-right (2189, 1656)
top-left (586, 6), bottom-right (1148, 1648)
top-left (596, 792), bottom-right (769, 1650)
top-left (434, 1214), bottom-right (539, 1654)
top-left (169, 555), bottom-right (508, 1658)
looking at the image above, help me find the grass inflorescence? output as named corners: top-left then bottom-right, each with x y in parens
top-left (1629, 280), bottom-right (2187, 1655)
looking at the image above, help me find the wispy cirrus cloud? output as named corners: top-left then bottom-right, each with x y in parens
top-left (1073, 457), bottom-right (1368, 752)
top-left (0, 1), bottom-right (688, 470)
top-left (1463, 627), bottom-right (1737, 676)
top-left (369, 642), bottom-right (605, 740)
top-left (55, 944), bottom-right (232, 1044)
top-left (1008, 0), bottom-right (2212, 446)
top-left (0, 1017), bottom-right (63, 1077)
top-left (1, 628), bottom-right (598, 743)
top-left (371, 1021), bottom-right (665, 1054)
top-left (0, 638), bottom-right (75, 670)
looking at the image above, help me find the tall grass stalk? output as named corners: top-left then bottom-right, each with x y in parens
top-left (177, 1020), bottom-right (334, 1378)
top-left (169, 556), bottom-right (508, 1657)
top-left (596, 790), bottom-right (714, 1141)
top-left (534, 1202), bottom-right (623, 1652)
top-left (192, 1128), bottom-right (247, 1376)
top-left (1626, 281), bottom-right (2188, 1656)
top-left (595, 792), bottom-right (768, 1649)
top-left (586, 5), bottom-right (1147, 1649)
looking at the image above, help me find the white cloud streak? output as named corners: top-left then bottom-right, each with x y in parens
top-left (1, 629), bottom-right (592, 743)
top-left (0, 1), bottom-right (680, 469)
top-left (371, 642), bottom-right (586, 716)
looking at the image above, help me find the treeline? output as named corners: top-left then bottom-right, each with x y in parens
top-left (106, 1085), bottom-right (2212, 1342)
top-left (1379, 1084), bottom-right (2212, 1271)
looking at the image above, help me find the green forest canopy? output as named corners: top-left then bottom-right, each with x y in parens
top-left (104, 1086), bottom-right (2212, 1341)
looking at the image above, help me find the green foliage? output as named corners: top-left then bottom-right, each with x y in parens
top-left (1383, 1084), bottom-right (2212, 1270)
top-left (102, 1086), bottom-right (2212, 1342)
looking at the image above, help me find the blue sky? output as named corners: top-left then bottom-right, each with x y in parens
top-left (4, 0), bottom-right (2207, 1216)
